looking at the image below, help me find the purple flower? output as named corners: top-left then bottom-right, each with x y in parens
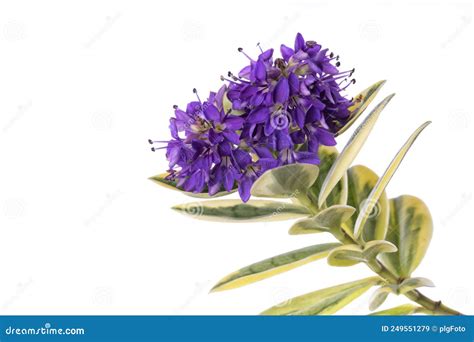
top-left (151, 33), bottom-right (354, 202)
top-left (226, 32), bottom-right (353, 161)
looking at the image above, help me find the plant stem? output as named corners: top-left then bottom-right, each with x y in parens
top-left (339, 233), bottom-right (463, 315)
top-left (366, 259), bottom-right (462, 315)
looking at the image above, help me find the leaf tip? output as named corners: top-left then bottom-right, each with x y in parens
top-left (385, 93), bottom-right (396, 103)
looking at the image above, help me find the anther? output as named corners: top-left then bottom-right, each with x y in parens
top-left (148, 139), bottom-right (153, 144)
top-left (237, 47), bottom-right (252, 61)
top-left (173, 105), bottom-right (178, 109)
top-left (193, 88), bottom-right (202, 104)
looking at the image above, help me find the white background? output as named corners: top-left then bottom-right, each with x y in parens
top-left (0, 0), bottom-right (473, 315)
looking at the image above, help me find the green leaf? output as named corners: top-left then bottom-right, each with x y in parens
top-left (345, 165), bottom-right (390, 242)
top-left (354, 121), bottom-right (431, 238)
top-left (369, 304), bottom-right (423, 315)
top-left (318, 94), bottom-right (395, 208)
top-left (261, 277), bottom-right (383, 315)
top-left (251, 164), bottom-right (319, 198)
top-left (308, 146), bottom-right (348, 208)
top-left (335, 80), bottom-right (387, 136)
top-left (398, 277), bottom-right (435, 294)
top-left (369, 286), bottom-right (393, 311)
top-left (327, 244), bottom-right (364, 267)
top-left (172, 199), bottom-right (310, 222)
top-left (149, 173), bottom-right (236, 198)
top-left (379, 195), bottom-right (433, 278)
top-left (211, 243), bottom-right (341, 292)
top-left (289, 205), bottom-right (356, 235)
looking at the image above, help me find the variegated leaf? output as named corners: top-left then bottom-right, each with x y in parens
top-left (362, 240), bottom-right (397, 261)
top-left (327, 245), bottom-right (364, 267)
top-left (345, 165), bottom-right (389, 242)
top-left (369, 304), bottom-right (423, 315)
top-left (327, 240), bottom-right (396, 267)
top-left (261, 277), bottom-right (383, 315)
top-left (251, 164), bottom-right (319, 198)
top-left (149, 173), bottom-right (236, 198)
top-left (289, 205), bottom-right (355, 235)
top-left (354, 121), bottom-right (431, 238)
top-left (379, 195), bottom-right (433, 278)
top-left (335, 80), bottom-right (387, 136)
top-left (211, 243), bottom-right (341, 292)
top-left (172, 200), bottom-right (310, 222)
top-left (369, 286), bottom-right (393, 311)
top-left (308, 146), bottom-right (348, 208)
top-left (398, 277), bottom-right (435, 294)
top-left (318, 94), bottom-right (395, 208)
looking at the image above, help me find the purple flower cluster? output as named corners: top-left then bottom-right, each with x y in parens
top-left (150, 33), bottom-right (355, 202)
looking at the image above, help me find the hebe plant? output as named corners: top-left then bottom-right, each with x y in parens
top-left (149, 33), bottom-right (462, 315)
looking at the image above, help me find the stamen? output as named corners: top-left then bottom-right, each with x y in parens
top-left (227, 71), bottom-right (240, 81)
top-left (193, 88), bottom-right (202, 105)
top-left (220, 74), bottom-right (250, 85)
top-left (220, 75), bottom-right (239, 84)
top-left (148, 139), bottom-right (168, 145)
top-left (256, 42), bottom-right (263, 53)
top-left (237, 47), bottom-right (253, 61)
top-left (340, 78), bottom-right (356, 91)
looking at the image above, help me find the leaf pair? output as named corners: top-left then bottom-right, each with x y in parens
top-left (369, 277), bottom-right (435, 311)
top-left (317, 89), bottom-right (431, 242)
top-left (327, 240), bottom-right (397, 267)
top-left (289, 205), bottom-right (355, 236)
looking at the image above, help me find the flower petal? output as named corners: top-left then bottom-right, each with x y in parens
top-left (247, 107), bottom-right (269, 124)
top-left (273, 77), bottom-right (290, 104)
top-left (204, 104), bottom-right (222, 122)
top-left (295, 151), bottom-right (320, 164)
top-left (288, 72), bottom-right (299, 95)
top-left (224, 116), bottom-right (244, 130)
top-left (306, 105), bottom-right (322, 123)
top-left (254, 59), bottom-right (267, 82)
top-left (238, 177), bottom-right (252, 202)
top-left (294, 32), bottom-right (305, 51)
top-left (280, 44), bottom-right (294, 61)
top-left (316, 128), bottom-right (337, 146)
top-left (259, 48), bottom-right (274, 61)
